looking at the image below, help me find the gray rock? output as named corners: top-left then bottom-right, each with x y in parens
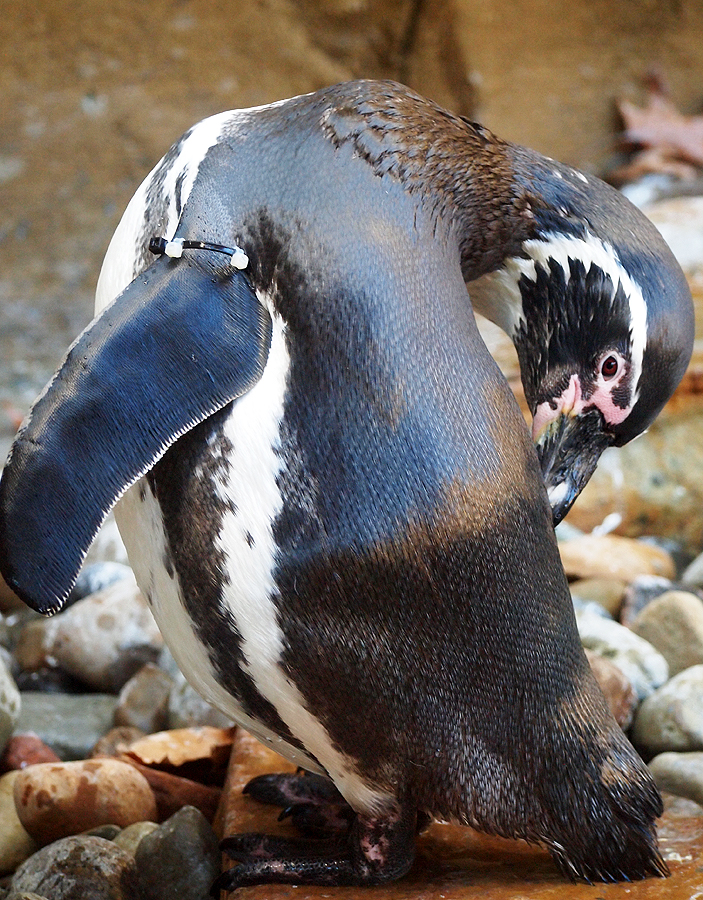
top-left (620, 574), bottom-right (676, 627)
top-left (14, 692), bottom-right (117, 760)
top-left (2, 608), bottom-right (41, 654)
top-left (6, 893), bottom-right (51, 900)
top-left (631, 590), bottom-right (703, 676)
top-left (167, 677), bottom-right (232, 730)
top-left (0, 646), bottom-right (16, 681)
top-left (683, 551), bottom-right (703, 589)
top-left (0, 613), bottom-right (10, 649)
top-left (0, 655), bottom-right (20, 755)
top-left (81, 515), bottom-right (128, 568)
top-left (13, 620), bottom-right (49, 673)
top-left (11, 835), bottom-right (139, 899)
top-left (69, 562), bottom-right (132, 605)
top-left (159, 648), bottom-right (231, 728)
top-left (85, 825), bottom-right (123, 841)
top-left (114, 663), bottom-right (173, 733)
top-left (18, 577), bottom-right (163, 692)
top-left (113, 821), bottom-right (158, 857)
top-left (570, 597), bottom-right (612, 619)
top-left (569, 576), bottom-right (626, 617)
top-left (135, 805), bottom-right (220, 900)
top-left (576, 610), bottom-right (669, 700)
top-left (637, 535), bottom-right (691, 576)
top-left (585, 650), bottom-right (638, 730)
top-left (156, 646), bottom-right (182, 681)
top-left (554, 520), bottom-right (585, 542)
top-left (14, 668), bottom-right (87, 695)
top-left (633, 665), bottom-right (703, 757)
top-left (649, 751), bottom-right (703, 806)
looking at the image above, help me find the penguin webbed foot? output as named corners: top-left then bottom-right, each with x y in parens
top-left (212, 784), bottom-right (416, 894)
top-left (212, 833), bottom-right (351, 894)
top-left (243, 771), bottom-right (354, 838)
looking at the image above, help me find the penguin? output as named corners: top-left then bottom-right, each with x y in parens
top-left (0, 81), bottom-right (694, 892)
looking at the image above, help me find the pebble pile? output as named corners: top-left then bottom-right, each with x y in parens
top-left (0, 534), bottom-right (236, 898)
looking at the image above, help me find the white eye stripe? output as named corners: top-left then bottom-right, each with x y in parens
top-left (518, 231), bottom-right (647, 408)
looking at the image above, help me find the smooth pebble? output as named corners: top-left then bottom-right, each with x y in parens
top-left (13, 758), bottom-right (157, 845)
top-left (631, 590), bottom-right (703, 676)
top-left (0, 772), bottom-right (37, 876)
top-left (649, 751), bottom-right (703, 807)
top-left (0, 733), bottom-right (60, 772)
top-left (114, 663), bottom-right (173, 733)
top-left (81, 514), bottom-right (128, 568)
top-left (585, 650), bottom-right (638, 730)
top-left (113, 820), bottom-right (159, 857)
top-left (10, 835), bottom-right (139, 899)
top-left (619, 574), bottom-right (677, 627)
top-left (167, 677), bottom-right (232, 730)
top-left (135, 805), bottom-right (220, 900)
top-left (559, 534), bottom-right (675, 582)
top-left (15, 577), bottom-right (162, 692)
top-left (68, 561), bottom-right (132, 604)
top-left (14, 692), bottom-right (117, 761)
top-left (633, 665), bottom-right (703, 756)
top-left (570, 577), bottom-right (626, 617)
top-left (576, 610), bottom-right (669, 700)
top-left (682, 550), bottom-right (703, 588)
top-left (0, 655), bottom-right (20, 755)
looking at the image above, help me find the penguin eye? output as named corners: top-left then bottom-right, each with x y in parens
top-left (600, 355), bottom-right (620, 380)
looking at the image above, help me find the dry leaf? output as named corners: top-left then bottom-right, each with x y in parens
top-left (609, 146), bottom-right (699, 187)
top-left (619, 91), bottom-right (703, 167)
top-left (125, 726), bottom-right (236, 768)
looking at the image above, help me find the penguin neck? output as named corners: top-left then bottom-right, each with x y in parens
top-left (323, 82), bottom-right (541, 347)
top-left (323, 81), bottom-right (535, 287)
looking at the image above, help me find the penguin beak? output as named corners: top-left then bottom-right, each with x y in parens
top-left (533, 408), bottom-right (612, 526)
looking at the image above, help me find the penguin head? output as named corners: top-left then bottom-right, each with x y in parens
top-left (470, 155), bottom-right (694, 524)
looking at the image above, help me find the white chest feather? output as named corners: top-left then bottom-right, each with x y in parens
top-left (115, 307), bottom-right (391, 814)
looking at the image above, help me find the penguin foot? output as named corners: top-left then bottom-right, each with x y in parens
top-left (211, 804), bottom-right (416, 894)
top-left (243, 771), bottom-right (354, 837)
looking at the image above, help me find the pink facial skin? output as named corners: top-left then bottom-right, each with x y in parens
top-left (531, 351), bottom-right (631, 441)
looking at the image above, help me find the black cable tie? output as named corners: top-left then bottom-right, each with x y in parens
top-left (148, 236), bottom-right (248, 269)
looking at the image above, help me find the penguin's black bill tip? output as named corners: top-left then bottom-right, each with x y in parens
top-left (535, 408), bottom-right (612, 526)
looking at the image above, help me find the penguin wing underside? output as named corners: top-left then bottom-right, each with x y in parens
top-left (0, 254), bottom-right (272, 614)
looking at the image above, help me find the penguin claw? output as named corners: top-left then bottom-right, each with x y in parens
top-left (277, 804), bottom-right (295, 822)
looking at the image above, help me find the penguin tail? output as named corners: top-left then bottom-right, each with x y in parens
top-left (544, 741), bottom-right (668, 884)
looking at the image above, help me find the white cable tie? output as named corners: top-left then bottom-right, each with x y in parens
top-left (230, 247), bottom-right (249, 269)
top-left (164, 238), bottom-right (184, 258)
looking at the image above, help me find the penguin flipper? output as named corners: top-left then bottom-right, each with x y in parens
top-left (0, 254), bottom-right (272, 614)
